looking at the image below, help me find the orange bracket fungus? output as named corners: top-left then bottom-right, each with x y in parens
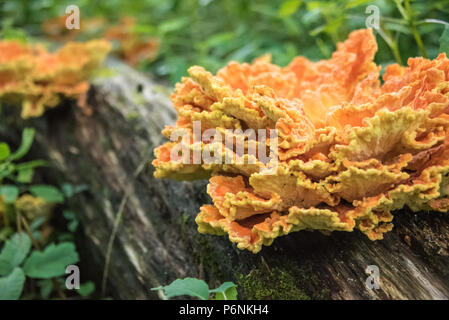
top-left (105, 17), bottom-right (160, 67)
top-left (152, 29), bottom-right (449, 253)
top-left (0, 39), bottom-right (110, 118)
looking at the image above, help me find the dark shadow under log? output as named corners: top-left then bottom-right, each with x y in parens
top-left (2, 59), bottom-right (449, 300)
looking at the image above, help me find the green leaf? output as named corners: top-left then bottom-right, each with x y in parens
top-left (0, 19), bottom-right (28, 43)
top-left (0, 163), bottom-right (15, 181)
top-left (38, 279), bottom-right (53, 299)
top-left (29, 185), bottom-right (64, 203)
top-left (159, 18), bottom-right (189, 34)
top-left (279, 0), bottom-right (302, 17)
top-left (73, 184), bottom-right (89, 194)
top-left (61, 183), bottom-right (88, 198)
top-left (14, 160), bottom-right (47, 170)
top-left (9, 128), bottom-right (35, 161)
top-left (0, 233), bottom-right (32, 276)
top-left (78, 281), bottom-right (95, 297)
top-left (210, 282), bottom-right (238, 300)
top-left (0, 227), bottom-right (14, 243)
top-left (151, 278), bottom-right (210, 300)
top-left (17, 168), bottom-right (34, 183)
top-left (23, 242), bottom-right (79, 279)
top-left (199, 32), bottom-right (235, 50)
top-left (0, 184), bottom-right (19, 203)
top-left (63, 210), bottom-right (79, 232)
top-left (0, 143), bottom-right (11, 161)
top-left (61, 183), bottom-right (74, 198)
top-left (131, 24), bottom-right (157, 35)
top-left (15, 160), bottom-right (47, 183)
top-left (440, 25), bottom-right (449, 56)
top-left (0, 267), bottom-right (25, 300)
top-left (30, 217), bottom-right (46, 231)
top-left (345, 0), bottom-right (373, 9)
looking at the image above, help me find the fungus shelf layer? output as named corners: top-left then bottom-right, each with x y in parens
top-left (0, 39), bottom-right (110, 118)
top-left (153, 29), bottom-right (449, 253)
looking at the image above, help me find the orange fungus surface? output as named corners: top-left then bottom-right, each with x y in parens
top-left (152, 29), bottom-right (449, 253)
top-left (0, 39), bottom-right (110, 118)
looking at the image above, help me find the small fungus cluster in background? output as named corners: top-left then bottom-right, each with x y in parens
top-left (41, 15), bottom-right (160, 68)
top-left (0, 39), bottom-right (110, 118)
top-left (153, 29), bottom-right (449, 253)
top-left (104, 17), bottom-right (160, 67)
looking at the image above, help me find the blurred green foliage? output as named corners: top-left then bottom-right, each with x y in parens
top-left (1, 0), bottom-right (448, 84)
top-left (0, 128), bottom-right (94, 299)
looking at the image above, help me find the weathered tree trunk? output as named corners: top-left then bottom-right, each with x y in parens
top-left (2, 60), bottom-right (449, 300)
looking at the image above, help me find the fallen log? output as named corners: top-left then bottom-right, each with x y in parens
top-left (2, 59), bottom-right (449, 300)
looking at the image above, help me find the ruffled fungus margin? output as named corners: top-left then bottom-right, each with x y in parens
top-left (153, 29), bottom-right (449, 253)
top-left (0, 39), bottom-right (111, 118)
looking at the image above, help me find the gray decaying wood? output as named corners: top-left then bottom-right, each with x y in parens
top-left (3, 60), bottom-right (449, 300)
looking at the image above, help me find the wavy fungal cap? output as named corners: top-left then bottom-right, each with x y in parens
top-left (153, 29), bottom-right (449, 253)
top-left (0, 39), bottom-right (111, 118)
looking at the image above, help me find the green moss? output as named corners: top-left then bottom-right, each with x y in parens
top-left (176, 210), bottom-right (226, 282)
top-left (293, 265), bottom-right (330, 300)
top-left (236, 259), bottom-right (330, 300)
top-left (193, 229), bottom-right (226, 280)
top-left (236, 266), bottom-right (310, 300)
top-left (173, 205), bottom-right (330, 300)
